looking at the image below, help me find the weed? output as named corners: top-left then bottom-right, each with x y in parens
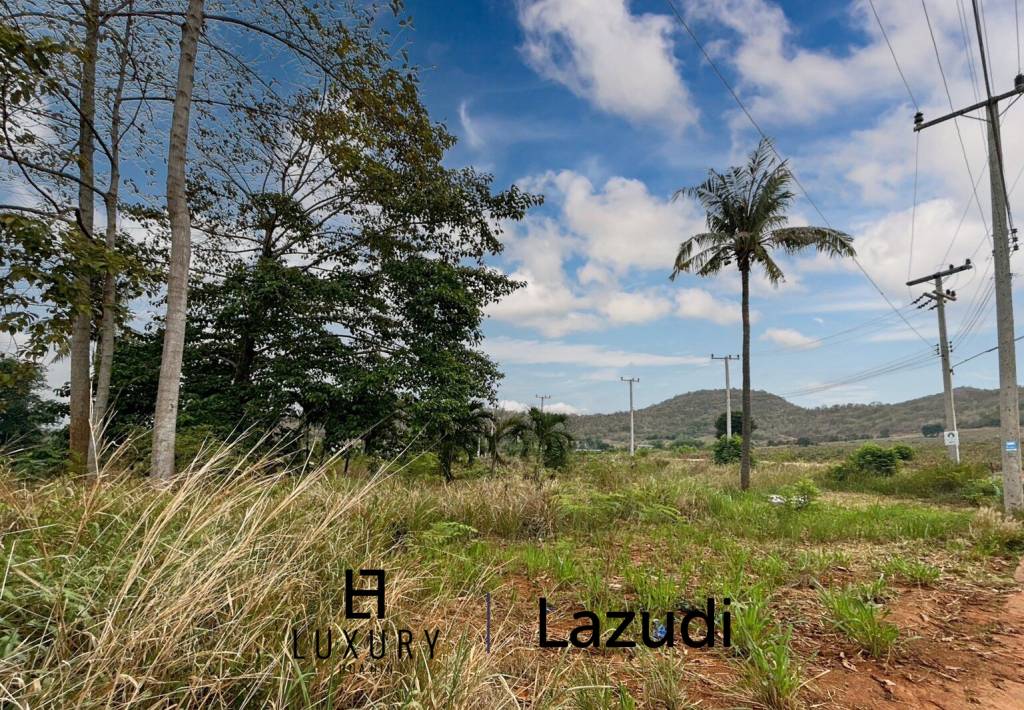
top-left (880, 556), bottom-right (941, 586)
top-left (818, 584), bottom-right (899, 658)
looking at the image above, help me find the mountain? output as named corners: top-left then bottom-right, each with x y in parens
top-left (567, 387), bottom-right (1008, 446)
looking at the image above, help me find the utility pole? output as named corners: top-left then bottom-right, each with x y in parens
top-left (535, 394), bottom-right (551, 412)
top-left (907, 261), bottom-right (972, 463)
top-left (620, 377), bottom-right (639, 456)
top-left (711, 354), bottom-right (740, 437)
top-left (913, 2), bottom-right (1023, 511)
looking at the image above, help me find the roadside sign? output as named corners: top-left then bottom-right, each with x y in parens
top-left (943, 430), bottom-right (959, 446)
top-left (1007, 441), bottom-right (1019, 453)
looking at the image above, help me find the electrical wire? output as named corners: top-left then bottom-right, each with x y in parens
top-left (781, 348), bottom-right (940, 398)
top-left (1017, 0), bottom-right (1022, 75)
top-left (753, 304), bottom-right (920, 357)
top-left (661, 0), bottom-right (932, 349)
top-left (869, 0), bottom-right (919, 109)
top-left (953, 334), bottom-right (1024, 369)
top-left (923, 0), bottom-right (990, 239)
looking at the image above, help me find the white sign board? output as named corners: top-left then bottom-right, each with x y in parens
top-left (943, 430), bottom-right (959, 447)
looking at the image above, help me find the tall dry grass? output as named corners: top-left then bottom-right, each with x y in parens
top-left (0, 439), bottom-right (539, 708)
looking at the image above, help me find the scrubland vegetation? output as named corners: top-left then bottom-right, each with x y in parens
top-left (1, 436), bottom-right (1021, 708)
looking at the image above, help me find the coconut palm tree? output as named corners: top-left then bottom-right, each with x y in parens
top-left (671, 138), bottom-right (855, 489)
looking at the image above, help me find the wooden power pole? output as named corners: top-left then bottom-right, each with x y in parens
top-left (907, 261), bottom-right (972, 463)
top-left (535, 394), bottom-right (551, 412)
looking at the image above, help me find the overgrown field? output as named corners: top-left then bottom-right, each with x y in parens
top-left (1, 441), bottom-right (1023, 708)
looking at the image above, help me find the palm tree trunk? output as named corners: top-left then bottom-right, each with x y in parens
top-left (151, 0), bottom-right (203, 480)
top-left (740, 265), bottom-right (752, 490)
top-left (69, 0), bottom-right (100, 474)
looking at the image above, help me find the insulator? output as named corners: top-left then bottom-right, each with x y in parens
top-left (914, 111), bottom-right (924, 126)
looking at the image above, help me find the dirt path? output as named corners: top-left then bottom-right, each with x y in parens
top-left (817, 559), bottom-right (1024, 708)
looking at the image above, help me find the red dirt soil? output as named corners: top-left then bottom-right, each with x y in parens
top-left (814, 560), bottom-right (1024, 709)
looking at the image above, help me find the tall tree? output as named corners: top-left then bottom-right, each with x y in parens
top-left (671, 138), bottom-right (855, 489)
top-left (68, 0), bottom-right (100, 472)
top-left (151, 0), bottom-right (203, 480)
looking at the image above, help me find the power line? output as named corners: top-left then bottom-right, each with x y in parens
top-left (953, 333), bottom-right (1024, 369)
top-left (868, 0), bottom-right (919, 108)
top-left (1017, 0), bottom-right (1022, 75)
top-left (922, 0), bottom-right (990, 239)
top-left (753, 304), bottom-right (921, 356)
top-left (662, 0), bottom-right (932, 348)
top-left (781, 349), bottom-right (939, 399)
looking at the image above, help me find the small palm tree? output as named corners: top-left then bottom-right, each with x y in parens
top-left (526, 407), bottom-right (574, 479)
top-left (436, 401), bottom-right (494, 482)
top-left (671, 138), bottom-right (855, 489)
top-left (485, 414), bottom-right (529, 475)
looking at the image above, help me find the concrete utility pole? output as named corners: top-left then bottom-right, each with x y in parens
top-left (711, 354), bottom-right (740, 437)
top-left (914, 2), bottom-right (1024, 512)
top-left (907, 261), bottom-right (972, 463)
top-left (535, 394), bottom-right (551, 412)
top-left (621, 377), bottom-right (639, 456)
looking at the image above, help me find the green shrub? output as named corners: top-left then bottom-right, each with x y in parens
top-left (850, 444), bottom-right (900, 476)
top-left (891, 444), bottom-right (914, 461)
top-left (777, 477), bottom-right (820, 510)
top-left (713, 435), bottom-right (743, 465)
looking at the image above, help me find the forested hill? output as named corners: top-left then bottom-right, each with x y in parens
top-left (568, 387), bottom-right (1009, 445)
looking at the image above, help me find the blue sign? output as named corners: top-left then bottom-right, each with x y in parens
top-left (1007, 441), bottom-right (1019, 453)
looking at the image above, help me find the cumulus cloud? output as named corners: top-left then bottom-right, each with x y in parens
top-left (484, 336), bottom-right (706, 368)
top-left (674, 287), bottom-right (748, 325)
top-left (517, 0), bottom-right (696, 128)
top-left (498, 399), bottom-right (584, 414)
top-left (545, 170), bottom-right (705, 272)
top-left (488, 173), bottom-right (710, 334)
top-left (760, 327), bottom-right (818, 349)
top-left (599, 290), bottom-right (673, 324)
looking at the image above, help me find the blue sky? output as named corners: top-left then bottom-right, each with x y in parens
top-left (396, 0), bottom-right (1024, 415)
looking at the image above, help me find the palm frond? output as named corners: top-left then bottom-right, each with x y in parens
top-left (671, 233), bottom-right (731, 280)
top-left (769, 226), bottom-right (855, 257)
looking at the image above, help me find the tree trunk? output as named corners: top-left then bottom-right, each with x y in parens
top-left (93, 15), bottom-right (132, 431)
top-left (69, 0), bottom-right (100, 474)
top-left (152, 0), bottom-right (203, 480)
top-left (740, 265), bottom-right (752, 490)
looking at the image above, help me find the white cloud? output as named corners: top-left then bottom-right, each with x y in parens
top-left (484, 336), bottom-right (706, 368)
top-left (488, 174), bottom-right (709, 335)
top-left (674, 287), bottom-right (747, 325)
top-left (498, 399), bottom-right (584, 415)
top-left (517, 0), bottom-right (696, 128)
top-left (457, 100), bottom-right (484, 149)
top-left (534, 169), bottom-right (706, 272)
top-left (498, 399), bottom-right (529, 412)
top-left (760, 327), bottom-right (818, 349)
top-left (599, 290), bottom-right (673, 324)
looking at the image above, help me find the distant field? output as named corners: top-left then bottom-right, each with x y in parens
top-left (1, 445), bottom-right (1022, 708)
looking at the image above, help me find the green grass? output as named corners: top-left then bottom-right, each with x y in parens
top-left (0, 446), bottom-right (1020, 708)
top-left (880, 556), bottom-right (942, 586)
top-left (818, 583), bottom-right (900, 658)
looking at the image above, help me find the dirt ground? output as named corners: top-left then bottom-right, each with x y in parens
top-left (485, 556), bottom-right (1024, 708)
top-left (808, 558), bottom-right (1024, 709)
